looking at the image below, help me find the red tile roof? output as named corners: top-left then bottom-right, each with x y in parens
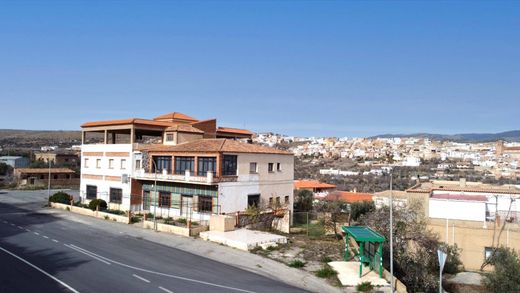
top-left (153, 112), bottom-right (198, 122)
top-left (324, 191), bottom-right (373, 203)
top-left (431, 194), bottom-right (488, 202)
top-left (165, 124), bottom-right (204, 134)
top-left (217, 127), bottom-right (254, 136)
top-left (81, 118), bottom-right (173, 128)
top-left (140, 139), bottom-right (292, 155)
top-left (294, 180), bottom-right (336, 190)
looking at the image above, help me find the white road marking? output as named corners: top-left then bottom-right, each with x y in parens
top-left (0, 245), bottom-right (79, 293)
top-left (42, 236), bottom-right (49, 239)
top-left (17, 226), bottom-right (23, 229)
top-left (52, 239), bottom-right (59, 243)
top-left (34, 232), bottom-right (40, 235)
top-left (25, 229), bottom-right (31, 232)
top-left (2, 221), bottom-right (6, 224)
top-left (158, 286), bottom-right (173, 293)
top-left (10, 223), bottom-right (15, 226)
top-left (68, 244), bottom-right (256, 293)
top-left (133, 274), bottom-right (150, 283)
top-left (64, 244), bottom-right (111, 265)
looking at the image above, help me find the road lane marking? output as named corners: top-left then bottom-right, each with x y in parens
top-left (0, 245), bottom-right (79, 293)
top-left (2, 220), bottom-right (7, 224)
top-left (25, 229), bottom-right (31, 232)
top-left (68, 244), bottom-right (256, 293)
top-left (159, 286), bottom-right (173, 293)
top-left (64, 244), bottom-right (111, 265)
top-left (133, 274), bottom-right (150, 283)
top-left (42, 236), bottom-right (49, 239)
top-left (17, 226), bottom-right (23, 229)
top-left (34, 232), bottom-right (40, 235)
top-left (10, 223), bottom-right (15, 226)
top-left (52, 239), bottom-right (59, 243)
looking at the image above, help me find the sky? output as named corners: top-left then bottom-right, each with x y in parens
top-left (0, 1), bottom-right (519, 137)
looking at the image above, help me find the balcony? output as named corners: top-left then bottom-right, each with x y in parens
top-left (132, 169), bottom-right (236, 185)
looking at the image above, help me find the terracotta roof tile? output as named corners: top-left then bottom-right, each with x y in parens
top-left (153, 112), bottom-right (198, 122)
top-left (324, 191), bottom-right (373, 203)
top-left (81, 118), bottom-right (173, 128)
top-left (294, 180), bottom-right (336, 189)
top-left (217, 127), bottom-right (254, 135)
top-left (165, 124), bottom-right (204, 134)
top-left (140, 139), bottom-right (292, 155)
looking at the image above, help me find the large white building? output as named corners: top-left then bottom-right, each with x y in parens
top-left (80, 112), bottom-right (294, 221)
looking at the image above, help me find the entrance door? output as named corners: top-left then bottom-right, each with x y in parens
top-left (181, 195), bottom-right (193, 218)
top-left (143, 191), bottom-right (151, 210)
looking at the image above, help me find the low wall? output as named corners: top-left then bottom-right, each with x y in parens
top-left (382, 269), bottom-right (408, 293)
top-left (210, 215), bottom-right (236, 232)
top-left (50, 202), bottom-right (130, 224)
top-left (143, 220), bottom-right (208, 237)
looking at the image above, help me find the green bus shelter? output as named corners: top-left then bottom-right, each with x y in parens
top-left (342, 226), bottom-right (386, 278)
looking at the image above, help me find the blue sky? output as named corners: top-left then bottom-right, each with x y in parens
top-left (0, 1), bottom-right (519, 137)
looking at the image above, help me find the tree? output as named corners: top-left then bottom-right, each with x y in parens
top-left (314, 199), bottom-right (348, 238)
top-left (0, 162), bottom-right (12, 176)
top-left (358, 202), bottom-right (462, 293)
top-left (349, 201), bottom-right (375, 223)
top-left (294, 189), bottom-right (313, 212)
top-left (483, 247), bottom-right (520, 293)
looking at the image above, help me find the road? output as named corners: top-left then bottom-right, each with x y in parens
top-left (0, 190), bottom-right (307, 293)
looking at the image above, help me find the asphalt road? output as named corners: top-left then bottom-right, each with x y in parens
top-left (0, 190), bottom-right (307, 293)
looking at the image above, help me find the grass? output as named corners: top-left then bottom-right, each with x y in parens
top-left (315, 266), bottom-right (337, 278)
top-left (288, 260), bottom-right (306, 268)
top-left (356, 281), bottom-right (374, 292)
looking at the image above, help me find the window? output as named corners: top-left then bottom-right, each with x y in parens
top-left (53, 175), bottom-right (58, 180)
top-left (275, 196), bottom-right (280, 205)
top-left (120, 159), bottom-right (126, 170)
top-left (249, 162), bottom-right (257, 174)
top-left (109, 188), bottom-right (122, 204)
top-left (166, 133), bottom-right (174, 141)
top-left (197, 157), bottom-right (216, 176)
top-left (222, 155), bottom-right (237, 176)
top-left (268, 163), bottom-right (274, 173)
top-left (248, 194), bottom-right (260, 207)
top-left (485, 247), bottom-right (494, 260)
top-left (277, 163), bottom-right (282, 171)
top-left (135, 159), bottom-right (141, 170)
top-left (84, 158), bottom-right (89, 168)
top-left (159, 192), bottom-right (171, 207)
top-left (269, 197), bottom-right (273, 206)
top-left (96, 159), bottom-right (101, 169)
top-left (108, 159), bottom-right (114, 169)
top-left (198, 196), bottom-right (212, 213)
top-left (174, 157), bottom-right (194, 175)
top-left (153, 156), bottom-right (172, 173)
top-left (86, 185), bottom-right (97, 199)
top-left (285, 196), bottom-right (289, 204)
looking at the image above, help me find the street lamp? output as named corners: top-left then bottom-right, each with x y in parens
top-left (389, 172), bottom-right (394, 293)
top-left (47, 159), bottom-right (51, 199)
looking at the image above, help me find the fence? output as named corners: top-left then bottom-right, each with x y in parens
top-left (292, 211), bottom-right (328, 237)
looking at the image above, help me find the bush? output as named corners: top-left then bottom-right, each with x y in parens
top-left (130, 216), bottom-right (141, 224)
top-left (48, 192), bottom-right (72, 204)
top-left (483, 247), bottom-right (520, 293)
top-left (356, 281), bottom-right (374, 292)
top-left (288, 260), bottom-right (306, 268)
top-left (315, 266), bottom-right (337, 278)
top-left (88, 199), bottom-right (107, 211)
top-left (163, 217), bottom-right (174, 225)
top-left (176, 218), bottom-right (187, 225)
top-left (105, 209), bottom-right (125, 215)
top-left (350, 201), bottom-right (375, 222)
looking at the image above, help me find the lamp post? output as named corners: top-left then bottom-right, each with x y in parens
top-left (47, 159), bottom-right (51, 199)
top-left (150, 157), bottom-right (158, 231)
top-left (389, 172), bottom-right (394, 293)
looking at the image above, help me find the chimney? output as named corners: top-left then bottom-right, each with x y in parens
top-left (459, 178), bottom-right (466, 188)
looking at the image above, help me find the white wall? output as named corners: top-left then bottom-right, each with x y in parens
top-left (429, 199), bottom-right (486, 222)
top-left (80, 144), bottom-right (134, 210)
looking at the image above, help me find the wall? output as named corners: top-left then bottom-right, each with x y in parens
top-left (429, 199), bottom-right (486, 222)
top-left (80, 144), bottom-right (134, 210)
top-left (218, 153), bottom-right (294, 215)
top-left (428, 218), bottom-right (520, 271)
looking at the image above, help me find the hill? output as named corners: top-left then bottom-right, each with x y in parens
top-left (370, 130), bottom-right (520, 142)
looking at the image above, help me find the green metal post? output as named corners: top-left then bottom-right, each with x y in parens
top-left (378, 243), bottom-right (383, 277)
top-left (344, 234), bottom-right (349, 260)
top-left (359, 242), bottom-right (364, 278)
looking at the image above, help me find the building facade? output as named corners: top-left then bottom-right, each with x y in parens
top-left (0, 156), bottom-right (29, 168)
top-left (79, 112), bottom-right (294, 221)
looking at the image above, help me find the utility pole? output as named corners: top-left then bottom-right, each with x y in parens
top-left (47, 159), bottom-right (51, 199)
top-left (390, 172), bottom-right (394, 292)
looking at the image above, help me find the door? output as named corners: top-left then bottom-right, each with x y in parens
top-left (181, 195), bottom-right (193, 218)
top-left (143, 191), bottom-right (151, 210)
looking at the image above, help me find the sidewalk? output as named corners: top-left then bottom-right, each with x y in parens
top-left (42, 206), bottom-right (342, 293)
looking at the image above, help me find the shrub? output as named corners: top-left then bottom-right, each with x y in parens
top-left (104, 215), bottom-right (109, 220)
top-left (288, 260), bottom-right (306, 268)
top-left (130, 216), bottom-right (141, 224)
top-left (315, 266), bottom-right (337, 278)
top-left (356, 281), bottom-right (374, 292)
top-left (163, 217), bottom-right (174, 225)
top-left (88, 199), bottom-right (107, 211)
top-left (105, 209), bottom-right (125, 215)
top-left (483, 247), bottom-right (520, 293)
top-left (146, 212), bottom-right (153, 219)
top-left (48, 192), bottom-right (72, 204)
top-left (176, 218), bottom-right (187, 225)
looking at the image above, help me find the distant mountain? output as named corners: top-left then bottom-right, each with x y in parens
top-left (370, 130), bottom-right (520, 142)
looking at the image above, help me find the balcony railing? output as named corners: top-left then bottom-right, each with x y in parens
top-left (132, 169), bottom-right (236, 184)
